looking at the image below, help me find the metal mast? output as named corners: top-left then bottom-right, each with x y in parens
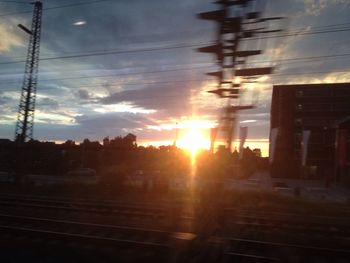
top-left (15, 1), bottom-right (43, 144)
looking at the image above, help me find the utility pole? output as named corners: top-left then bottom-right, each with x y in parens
top-left (189, 1), bottom-right (284, 257)
top-left (197, 0), bottom-right (283, 152)
top-left (15, 1), bottom-right (43, 144)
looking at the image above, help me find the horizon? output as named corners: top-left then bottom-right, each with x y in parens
top-left (1, 136), bottom-right (270, 157)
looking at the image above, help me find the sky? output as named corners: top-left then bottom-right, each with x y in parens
top-left (0, 0), bottom-right (350, 156)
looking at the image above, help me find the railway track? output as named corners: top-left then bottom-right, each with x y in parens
top-left (1, 193), bottom-right (350, 262)
top-left (0, 213), bottom-right (174, 262)
top-left (0, 194), bottom-right (168, 226)
top-left (2, 212), bottom-right (348, 263)
top-left (225, 214), bottom-right (350, 239)
top-left (0, 194), bottom-right (166, 215)
top-left (2, 192), bottom-right (349, 219)
top-left (222, 236), bottom-right (350, 263)
top-left (1, 193), bottom-right (350, 238)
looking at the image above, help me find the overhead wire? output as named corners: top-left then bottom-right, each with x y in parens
top-left (0, 25), bottom-right (349, 67)
top-left (0, 3), bottom-right (349, 99)
top-left (1, 49), bottom-right (350, 78)
top-left (0, 28), bottom-right (347, 68)
top-left (1, 51), bottom-right (350, 85)
top-left (0, 0), bottom-right (112, 17)
top-left (0, 63), bottom-right (215, 84)
top-left (1, 61), bottom-right (349, 86)
top-left (0, 1), bottom-right (29, 3)
top-left (0, 42), bottom-right (211, 65)
top-left (2, 21), bottom-right (350, 62)
top-left (1, 69), bottom-right (350, 93)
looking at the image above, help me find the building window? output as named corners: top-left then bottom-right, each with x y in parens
top-left (295, 104), bottom-right (303, 111)
top-left (294, 132), bottom-right (302, 147)
top-left (295, 118), bottom-right (302, 126)
top-left (295, 132), bottom-right (302, 142)
top-left (296, 90), bottom-right (303, 97)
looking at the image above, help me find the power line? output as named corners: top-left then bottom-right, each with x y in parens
top-left (273, 69), bottom-right (350, 77)
top-left (0, 64), bottom-right (213, 84)
top-left (40, 68), bottom-right (350, 85)
top-left (1, 69), bottom-right (350, 93)
top-left (231, 52), bottom-right (350, 66)
top-left (1, 26), bottom-right (350, 67)
top-left (2, 50), bottom-right (350, 84)
top-left (2, 49), bottom-right (350, 78)
top-left (1, 63), bottom-right (350, 85)
top-left (0, 1), bottom-right (29, 4)
top-left (0, 0), bottom-right (349, 65)
top-left (0, 0), bottom-right (112, 17)
top-left (306, 21), bottom-right (350, 29)
top-left (0, 61), bottom-right (214, 76)
top-left (43, 0), bottom-right (111, 10)
top-left (0, 42), bottom-right (210, 65)
top-left (2, 21), bottom-right (349, 62)
top-left (0, 78), bottom-right (214, 92)
top-left (0, 26), bottom-right (347, 66)
top-left (270, 53), bottom-right (350, 63)
top-left (0, 0), bottom-right (112, 16)
top-left (249, 26), bottom-right (350, 40)
top-left (270, 22), bottom-right (350, 34)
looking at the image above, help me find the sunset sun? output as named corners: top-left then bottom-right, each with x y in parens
top-left (177, 126), bottom-right (209, 156)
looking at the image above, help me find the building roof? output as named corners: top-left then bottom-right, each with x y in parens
top-left (274, 82), bottom-right (350, 88)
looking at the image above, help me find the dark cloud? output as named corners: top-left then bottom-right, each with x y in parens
top-left (100, 81), bottom-right (196, 117)
top-left (36, 97), bottom-right (59, 110)
top-left (0, 95), bottom-right (12, 105)
top-left (74, 111), bottom-right (157, 139)
top-left (77, 88), bottom-right (91, 100)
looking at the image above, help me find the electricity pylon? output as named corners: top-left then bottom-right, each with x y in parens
top-left (15, 1), bottom-right (43, 144)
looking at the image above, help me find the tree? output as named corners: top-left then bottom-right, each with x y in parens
top-left (63, 140), bottom-right (75, 146)
top-left (253, 148), bottom-right (262, 157)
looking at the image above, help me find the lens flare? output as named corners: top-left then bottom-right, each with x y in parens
top-left (177, 127), bottom-right (209, 156)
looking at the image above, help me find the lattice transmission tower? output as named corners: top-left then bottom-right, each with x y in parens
top-left (14, 1), bottom-right (43, 144)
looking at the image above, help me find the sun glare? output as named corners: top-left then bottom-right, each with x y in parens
top-left (177, 127), bottom-right (209, 156)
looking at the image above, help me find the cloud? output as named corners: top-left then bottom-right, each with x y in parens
top-left (74, 111), bottom-right (157, 139)
top-left (0, 19), bottom-right (25, 53)
top-left (0, 94), bottom-right (13, 105)
top-left (100, 82), bottom-right (194, 117)
top-left (36, 97), bottom-right (59, 110)
top-left (299, 0), bottom-right (349, 16)
top-left (77, 88), bottom-right (91, 100)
